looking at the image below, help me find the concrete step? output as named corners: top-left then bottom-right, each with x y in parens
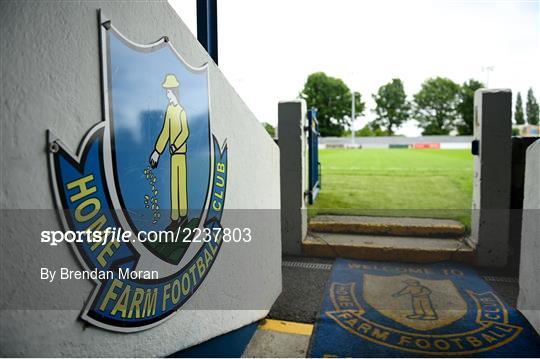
top-left (302, 232), bottom-right (474, 263)
top-left (308, 215), bottom-right (466, 238)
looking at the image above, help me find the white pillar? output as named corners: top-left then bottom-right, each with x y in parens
top-left (518, 139), bottom-right (540, 334)
top-left (471, 89), bottom-right (512, 267)
top-left (278, 100), bottom-right (308, 255)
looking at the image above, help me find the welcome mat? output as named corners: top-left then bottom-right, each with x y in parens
top-left (308, 259), bottom-right (540, 357)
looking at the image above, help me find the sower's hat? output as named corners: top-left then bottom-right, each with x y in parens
top-left (162, 74), bottom-right (180, 88)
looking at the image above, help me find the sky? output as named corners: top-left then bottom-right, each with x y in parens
top-left (169, 0), bottom-right (539, 136)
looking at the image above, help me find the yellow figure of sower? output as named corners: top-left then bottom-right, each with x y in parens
top-left (149, 74), bottom-right (190, 231)
top-left (393, 279), bottom-right (438, 320)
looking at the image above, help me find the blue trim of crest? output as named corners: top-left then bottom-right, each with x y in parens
top-left (51, 127), bottom-right (228, 330)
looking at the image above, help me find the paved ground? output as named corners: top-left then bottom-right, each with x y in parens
top-left (269, 256), bottom-right (520, 325)
top-left (242, 320), bottom-right (313, 358)
top-left (478, 266), bottom-right (520, 308)
top-left (479, 272), bottom-right (520, 308)
top-left (267, 256), bottom-right (333, 323)
top-left (243, 330), bottom-right (309, 358)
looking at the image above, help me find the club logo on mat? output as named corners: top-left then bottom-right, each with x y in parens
top-left (363, 274), bottom-right (467, 331)
top-left (327, 275), bottom-right (523, 355)
top-left (47, 14), bottom-right (228, 332)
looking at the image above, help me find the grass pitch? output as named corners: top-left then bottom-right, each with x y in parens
top-left (310, 149), bottom-right (473, 228)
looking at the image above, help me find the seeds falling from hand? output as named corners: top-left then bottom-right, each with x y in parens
top-left (143, 166), bottom-right (160, 224)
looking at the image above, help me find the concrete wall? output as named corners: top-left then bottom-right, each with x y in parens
top-left (319, 135), bottom-right (473, 145)
top-left (318, 136), bottom-right (472, 150)
top-left (319, 142), bottom-right (470, 150)
top-left (0, 1), bottom-right (281, 356)
top-left (278, 101), bottom-right (307, 255)
top-left (508, 137), bottom-right (539, 270)
top-left (471, 89), bottom-right (512, 267)
top-left (518, 139), bottom-right (540, 334)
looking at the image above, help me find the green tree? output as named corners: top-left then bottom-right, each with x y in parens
top-left (371, 78), bottom-right (410, 135)
top-left (300, 72), bottom-right (365, 136)
top-left (356, 124), bottom-right (375, 137)
top-left (413, 77), bottom-right (460, 135)
top-left (526, 88), bottom-right (539, 125)
top-left (350, 123), bottom-right (390, 137)
top-left (456, 79), bottom-right (484, 135)
top-left (514, 92), bottom-right (525, 125)
top-left (262, 122), bottom-right (275, 137)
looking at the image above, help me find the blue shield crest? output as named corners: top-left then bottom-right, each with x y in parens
top-left (47, 13), bottom-right (228, 332)
top-left (108, 30), bottom-right (211, 263)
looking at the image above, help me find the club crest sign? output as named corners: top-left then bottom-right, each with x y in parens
top-left (47, 13), bottom-right (228, 332)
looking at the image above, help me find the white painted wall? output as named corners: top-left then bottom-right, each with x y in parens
top-left (518, 139), bottom-right (540, 334)
top-left (0, 1), bottom-right (281, 356)
top-left (440, 143), bottom-right (470, 150)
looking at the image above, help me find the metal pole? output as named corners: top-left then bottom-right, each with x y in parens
top-left (482, 66), bottom-right (494, 87)
top-left (197, 0), bottom-right (218, 64)
top-left (351, 91), bottom-right (355, 145)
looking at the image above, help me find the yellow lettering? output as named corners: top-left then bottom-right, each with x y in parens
top-left (450, 338), bottom-right (464, 349)
top-left (88, 215), bottom-right (107, 250)
top-left (142, 288), bottom-right (157, 317)
top-left (162, 283), bottom-right (171, 311)
top-left (67, 174), bottom-right (97, 202)
top-left (75, 197), bottom-right (100, 222)
top-left (466, 336), bottom-right (483, 348)
top-left (171, 279), bottom-right (181, 304)
top-left (358, 323), bottom-right (371, 334)
top-left (96, 239), bottom-right (120, 267)
top-left (209, 237), bottom-right (221, 255)
top-left (212, 200), bottom-right (222, 212)
top-left (415, 338), bottom-right (431, 350)
top-left (217, 162), bottom-right (225, 173)
top-left (128, 288), bottom-right (145, 319)
top-left (485, 312), bottom-right (500, 320)
top-left (204, 248), bottom-right (213, 267)
top-left (99, 278), bottom-right (123, 311)
top-left (371, 328), bottom-right (389, 341)
top-left (434, 339), bottom-right (450, 350)
top-left (495, 325), bottom-right (514, 333)
top-left (111, 284), bottom-right (131, 318)
top-left (488, 330), bottom-right (506, 338)
top-left (481, 333), bottom-right (497, 343)
top-left (336, 312), bottom-right (352, 320)
top-left (216, 175), bottom-right (225, 188)
top-left (398, 336), bottom-right (412, 346)
top-left (181, 272), bottom-right (191, 296)
top-left (188, 263), bottom-right (197, 283)
top-left (196, 257), bottom-right (206, 277)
